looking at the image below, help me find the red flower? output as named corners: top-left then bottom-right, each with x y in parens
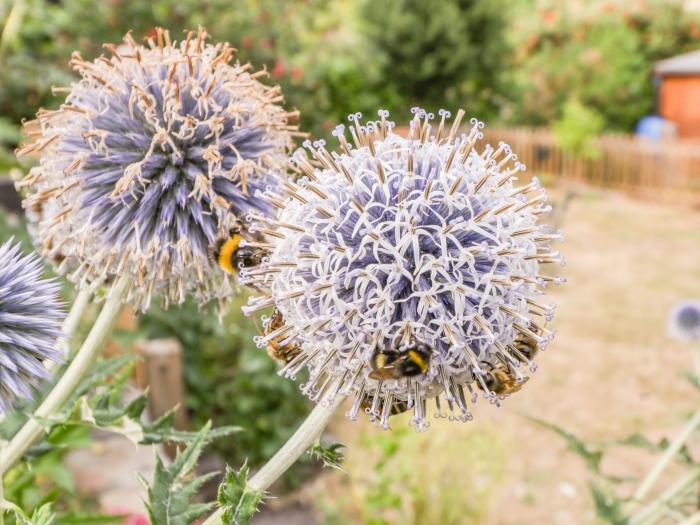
top-left (272, 59), bottom-right (286, 79)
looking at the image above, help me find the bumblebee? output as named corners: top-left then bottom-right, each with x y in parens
top-left (263, 308), bottom-right (302, 364)
top-left (511, 334), bottom-right (539, 362)
top-left (209, 226), bottom-right (266, 274)
top-left (477, 364), bottom-right (529, 397)
top-left (369, 341), bottom-right (432, 380)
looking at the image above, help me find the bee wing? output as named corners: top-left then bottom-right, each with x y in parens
top-left (252, 317), bottom-right (264, 337)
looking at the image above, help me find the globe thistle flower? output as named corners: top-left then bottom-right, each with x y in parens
top-left (17, 28), bottom-right (298, 311)
top-left (242, 109), bottom-right (564, 430)
top-left (667, 300), bottom-right (700, 342)
top-left (0, 240), bottom-right (65, 413)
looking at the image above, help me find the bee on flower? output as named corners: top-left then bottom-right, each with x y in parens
top-left (240, 108), bottom-right (565, 430)
top-left (16, 28), bottom-right (300, 312)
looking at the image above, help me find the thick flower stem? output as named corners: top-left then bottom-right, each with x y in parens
top-left (0, 275), bottom-right (129, 477)
top-left (628, 409), bottom-right (700, 512)
top-left (45, 287), bottom-right (92, 372)
top-left (202, 394), bottom-right (344, 525)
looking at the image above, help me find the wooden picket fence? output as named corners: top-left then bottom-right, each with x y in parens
top-left (481, 127), bottom-right (700, 206)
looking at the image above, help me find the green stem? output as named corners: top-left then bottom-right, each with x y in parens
top-left (629, 409), bottom-right (700, 511)
top-left (0, 275), bottom-right (129, 477)
top-left (45, 287), bottom-right (92, 372)
top-left (202, 394), bottom-right (344, 525)
top-left (630, 469), bottom-right (700, 525)
top-left (0, 0), bottom-right (26, 57)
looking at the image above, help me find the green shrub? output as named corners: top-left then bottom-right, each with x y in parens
top-left (553, 97), bottom-right (605, 160)
top-left (361, 0), bottom-right (509, 120)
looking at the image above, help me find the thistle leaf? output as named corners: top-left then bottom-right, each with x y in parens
top-left (527, 416), bottom-right (604, 475)
top-left (144, 422), bottom-right (221, 525)
top-left (308, 442), bottom-right (345, 471)
top-left (589, 482), bottom-right (629, 525)
top-left (217, 463), bottom-right (263, 525)
top-left (141, 409), bottom-right (242, 444)
top-left (1, 501), bottom-right (55, 525)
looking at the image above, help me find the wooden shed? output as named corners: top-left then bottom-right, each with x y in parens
top-left (654, 49), bottom-right (700, 138)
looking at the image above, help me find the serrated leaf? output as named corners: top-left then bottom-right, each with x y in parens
top-left (72, 355), bottom-right (140, 400)
top-left (144, 422), bottom-right (221, 525)
top-left (78, 397), bottom-right (143, 445)
top-left (141, 410), bottom-right (241, 445)
top-left (1, 501), bottom-right (55, 525)
top-left (589, 482), bottom-right (629, 525)
top-left (308, 442), bottom-right (345, 471)
top-left (616, 433), bottom-right (694, 466)
top-left (528, 416), bottom-right (628, 484)
top-left (526, 416), bottom-right (604, 475)
top-left (218, 463), bottom-right (263, 525)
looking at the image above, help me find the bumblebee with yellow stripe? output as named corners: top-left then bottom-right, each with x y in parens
top-left (209, 226), bottom-right (266, 274)
top-left (262, 308), bottom-right (302, 364)
top-left (369, 341), bottom-right (432, 380)
top-left (477, 362), bottom-right (529, 397)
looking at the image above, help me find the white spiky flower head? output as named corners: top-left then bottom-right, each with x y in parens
top-left (16, 28), bottom-right (298, 312)
top-left (242, 109), bottom-right (565, 430)
top-left (668, 300), bottom-right (700, 342)
top-left (0, 239), bottom-right (65, 413)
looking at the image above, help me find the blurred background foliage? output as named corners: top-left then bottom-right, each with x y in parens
top-left (2, 0), bottom-right (700, 172)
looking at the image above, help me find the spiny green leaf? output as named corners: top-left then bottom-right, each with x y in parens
top-left (308, 442), bottom-right (345, 471)
top-left (141, 409), bottom-right (241, 445)
top-left (526, 416), bottom-right (604, 475)
top-left (528, 416), bottom-right (628, 485)
top-left (1, 501), bottom-right (55, 525)
top-left (72, 355), bottom-right (140, 400)
top-left (615, 433), bottom-right (694, 466)
top-left (144, 422), bottom-right (223, 525)
top-left (218, 462), bottom-right (263, 525)
top-left (589, 482), bottom-right (629, 525)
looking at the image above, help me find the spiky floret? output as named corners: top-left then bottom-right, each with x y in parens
top-left (241, 109), bottom-right (565, 430)
top-left (0, 240), bottom-right (65, 413)
top-left (668, 300), bottom-right (700, 342)
top-left (17, 28), bottom-right (298, 311)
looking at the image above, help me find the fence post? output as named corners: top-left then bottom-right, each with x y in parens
top-left (134, 338), bottom-right (188, 455)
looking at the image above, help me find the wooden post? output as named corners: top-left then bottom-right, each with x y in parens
top-left (134, 338), bottom-right (188, 456)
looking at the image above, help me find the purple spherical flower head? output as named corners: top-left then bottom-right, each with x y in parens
top-left (17, 28), bottom-right (297, 311)
top-left (668, 300), bottom-right (700, 342)
top-left (242, 109), bottom-right (565, 430)
top-left (0, 240), bottom-right (65, 413)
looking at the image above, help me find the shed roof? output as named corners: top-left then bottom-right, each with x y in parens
top-left (655, 49), bottom-right (700, 76)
